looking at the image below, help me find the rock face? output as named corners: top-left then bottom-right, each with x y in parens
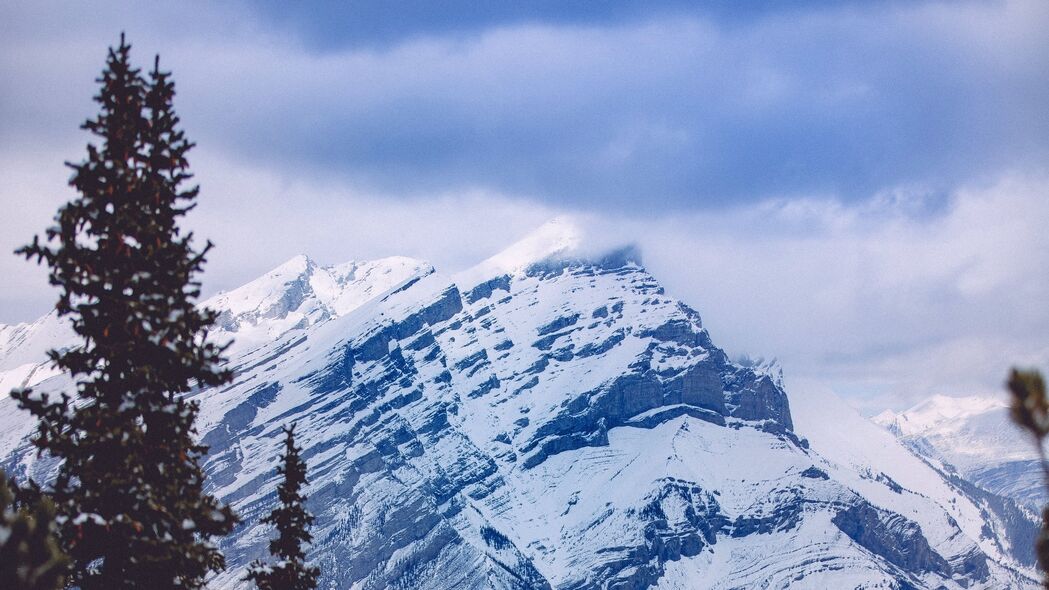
top-left (0, 219), bottom-right (1041, 589)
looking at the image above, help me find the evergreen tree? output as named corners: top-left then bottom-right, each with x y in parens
top-left (246, 425), bottom-right (320, 590)
top-left (0, 471), bottom-right (68, 590)
top-left (11, 35), bottom-right (236, 590)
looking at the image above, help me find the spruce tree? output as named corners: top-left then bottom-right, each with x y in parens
top-left (11, 35), bottom-right (236, 590)
top-left (0, 471), bottom-right (68, 590)
top-left (246, 425), bottom-right (320, 590)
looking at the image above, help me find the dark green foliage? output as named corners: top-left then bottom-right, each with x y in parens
top-left (0, 471), bottom-right (68, 590)
top-left (10, 34), bottom-right (235, 590)
top-left (246, 425), bottom-right (320, 590)
top-left (1007, 368), bottom-right (1049, 588)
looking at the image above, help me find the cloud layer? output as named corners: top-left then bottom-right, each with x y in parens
top-left (3, 1), bottom-right (1048, 207)
top-left (1, 0), bottom-right (1047, 411)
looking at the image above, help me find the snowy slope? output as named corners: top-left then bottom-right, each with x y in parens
top-left (874, 395), bottom-right (1045, 507)
top-left (0, 312), bottom-right (72, 455)
top-left (0, 311), bottom-right (70, 391)
top-left (203, 254), bottom-right (433, 356)
top-left (0, 255), bottom-right (430, 466)
top-left (0, 219), bottom-right (1040, 589)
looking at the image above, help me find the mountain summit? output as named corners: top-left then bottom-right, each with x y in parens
top-left (875, 394), bottom-right (1045, 508)
top-left (0, 220), bottom-right (1039, 589)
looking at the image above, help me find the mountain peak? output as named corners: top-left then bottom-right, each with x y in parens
top-left (272, 253), bottom-right (315, 275)
top-left (200, 254), bottom-right (431, 356)
top-left (457, 216), bottom-right (642, 288)
top-left (482, 216), bottom-right (583, 273)
top-left (0, 230), bottom-right (1039, 588)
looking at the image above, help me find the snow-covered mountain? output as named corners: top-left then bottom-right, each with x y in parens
top-left (0, 311), bottom-right (70, 394)
top-left (0, 218), bottom-right (1040, 589)
top-left (874, 395), bottom-right (1046, 508)
top-left (0, 255), bottom-right (430, 458)
top-left (203, 254), bottom-right (433, 356)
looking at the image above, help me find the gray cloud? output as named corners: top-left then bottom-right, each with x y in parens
top-left (2, 1), bottom-right (1048, 207)
top-left (1, 0), bottom-right (1047, 411)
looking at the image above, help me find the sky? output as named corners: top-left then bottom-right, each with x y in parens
top-left (1, 0), bottom-right (1047, 413)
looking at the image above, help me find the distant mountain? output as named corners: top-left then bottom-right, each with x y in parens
top-left (874, 395), bottom-right (1046, 508)
top-left (0, 218), bottom-right (1040, 589)
top-left (203, 254), bottom-right (433, 357)
top-left (0, 311), bottom-right (70, 394)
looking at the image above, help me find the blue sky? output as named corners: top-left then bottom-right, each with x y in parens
top-left (1, 0), bottom-right (1047, 410)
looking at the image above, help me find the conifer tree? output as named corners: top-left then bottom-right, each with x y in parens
top-left (11, 35), bottom-right (236, 590)
top-left (246, 425), bottom-right (320, 590)
top-left (0, 471), bottom-right (68, 590)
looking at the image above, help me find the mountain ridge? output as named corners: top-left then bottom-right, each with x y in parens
top-left (0, 218), bottom-right (1040, 589)
top-left (874, 394), bottom-right (1046, 508)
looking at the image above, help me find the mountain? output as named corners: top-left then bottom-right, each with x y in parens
top-left (0, 311), bottom-right (70, 392)
top-left (874, 395), bottom-right (1046, 508)
top-left (0, 254), bottom-right (431, 461)
top-left (0, 218), bottom-right (1040, 589)
top-left (203, 254), bottom-right (434, 356)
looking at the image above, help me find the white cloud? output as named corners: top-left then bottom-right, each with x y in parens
top-left (3, 139), bottom-right (1047, 412)
top-left (2, 0), bottom-right (1048, 415)
top-left (611, 173), bottom-right (1049, 412)
top-left (174, 148), bottom-right (563, 299)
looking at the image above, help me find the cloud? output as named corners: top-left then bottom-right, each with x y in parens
top-left (2, 0), bottom-right (1048, 208)
top-left (612, 172), bottom-right (1049, 411)
top-left (1, 1), bottom-right (1047, 412)
top-left (0, 144), bottom-right (560, 322)
top-left (11, 143), bottom-right (1045, 411)
top-left (181, 148), bottom-right (562, 295)
top-left (241, 1), bottom-right (871, 52)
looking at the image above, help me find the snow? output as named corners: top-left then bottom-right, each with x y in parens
top-left (0, 220), bottom-right (1040, 589)
top-left (875, 394), bottom-right (1007, 437)
top-left (200, 254), bottom-right (433, 356)
top-left (873, 392), bottom-right (1045, 507)
top-left (453, 216), bottom-right (582, 288)
top-left (873, 394), bottom-right (1034, 468)
top-left (72, 512), bottom-right (107, 526)
top-left (0, 311), bottom-right (72, 371)
top-left (789, 380), bottom-right (1018, 573)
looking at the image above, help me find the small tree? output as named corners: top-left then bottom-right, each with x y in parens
top-left (12, 35), bottom-right (235, 589)
top-left (0, 471), bottom-right (68, 590)
top-left (246, 424), bottom-right (320, 590)
top-left (1007, 368), bottom-right (1049, 587)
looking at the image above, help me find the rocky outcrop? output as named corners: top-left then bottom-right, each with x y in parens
top-left (832, 501), bottom-right (953, 579)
